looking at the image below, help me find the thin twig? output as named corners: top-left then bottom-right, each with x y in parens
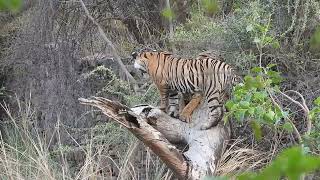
top-left (279, 90), bottom-right (311, 136)
top-left (268, 90), bottom-right (302, 143)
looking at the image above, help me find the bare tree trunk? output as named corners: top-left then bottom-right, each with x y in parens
top-left (79, 97), bottom-right (230, 179)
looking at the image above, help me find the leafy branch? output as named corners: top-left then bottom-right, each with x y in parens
top-left (227, 12), bottom-right (313, 144)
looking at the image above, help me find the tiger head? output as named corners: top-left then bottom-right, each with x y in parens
top-left (132, 48), bottom-right (173, 76)
top-left (131, 48), bottom-right (157, 74)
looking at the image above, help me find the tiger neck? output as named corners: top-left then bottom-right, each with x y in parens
top-left (148, 53), bottom-right (171, 83)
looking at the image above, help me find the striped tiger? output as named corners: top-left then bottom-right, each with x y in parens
top-left (132, 49), bottom-right (237, 129)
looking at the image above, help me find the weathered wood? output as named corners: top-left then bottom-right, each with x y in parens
top-left (79, 97), bottom-right (230, 179)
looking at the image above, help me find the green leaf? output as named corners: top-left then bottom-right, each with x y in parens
top-left (253, 91), bottom-right (267, 102)
top-left (256, 24), bottom-right (268, 33)
top-left (314, 97), bottom-right (320, 106)
top-left (250, 121), bottom-right (262, 140)
top-left (267, 63), bottom-right (277, 69)
top-left (250, 67), bottom-right (263, 73)
top-left (161, 7), bottom-right (175, 21)
top-left (225, 101), bottom-right (235, 111)
top-left (282, 122), bottom-right (293, 132)
top-left (263, 36), bottom-right (273, 45)
top-left (235, 109), bottom-right (246, 122)
top-left (248, 107), bottom-right (255, 115)
top-left (237, 172), bottom-right (258, 180)
top-left (271, 40), bottom-right (280, 49)
top-left (255, 106), bottom-right (265, 116)
top-left (244, 75), bottom-right (255, 89)
top-left (244, 75), bottom-right (254, 82)
top-left (239, 101), bottom-right (250, 108)
top-left (254, 75), bottom-right (265, 89)
top-left (310, 107), bottom-right (320, 121)
top-left (267, 70), bottom-right (283, 84)
top-left (239, 147), bottom-right (320, 180)
top-left (310, 26), bottom-right (320, 51)
top-left (0, 0), bottom-right (21, 12)
top-left (264, 110), bottom-right (275, 123)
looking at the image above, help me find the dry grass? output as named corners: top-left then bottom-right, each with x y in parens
top-left (0, 98), bottom-right (173, 180)
top-left (216, 139), bottom-right (271, 177)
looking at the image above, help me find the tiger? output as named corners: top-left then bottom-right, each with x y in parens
top-left (132, 48), bottom-right (237, 129)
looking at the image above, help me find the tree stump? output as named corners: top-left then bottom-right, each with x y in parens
top-left (79, 97), bottom-right (230, 180)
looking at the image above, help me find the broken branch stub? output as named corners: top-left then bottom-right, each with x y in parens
top-left (79, 97), bottom-right (230, 179)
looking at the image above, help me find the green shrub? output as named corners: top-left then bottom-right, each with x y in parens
top-left (173, 10), bottom-right (224, 56)
top-left (83, 65), bottom-right (159, 106)
top-left (0, 0), bottom-right (21, 12)
top-left (225, 65), bottom-right (288, 139)
top-left (307, 97), bottom-right (320, 150)
top-left (237, 146), bottom-right (320, 180)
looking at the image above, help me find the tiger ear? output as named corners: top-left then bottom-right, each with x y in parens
top-left (131, 51), bottom-right (138, 59)
top-left (162, 51), bottom-right (172, 55)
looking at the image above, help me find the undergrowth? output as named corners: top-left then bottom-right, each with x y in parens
top-left (0, 97), bottom-right (171, 179)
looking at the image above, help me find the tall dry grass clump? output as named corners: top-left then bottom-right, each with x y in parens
top-left (0, 97), bottom-right (172, 180)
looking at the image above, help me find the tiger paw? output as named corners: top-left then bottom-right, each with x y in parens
top-left (199, 119), bottom-right (220, 130)
top-left (180, 113), bottom-right (192, 123)
top-left (159, 107), bottom-right (167, 113)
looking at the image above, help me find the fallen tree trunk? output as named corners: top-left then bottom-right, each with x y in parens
top-left (79, 97), bottom-right (230, 179)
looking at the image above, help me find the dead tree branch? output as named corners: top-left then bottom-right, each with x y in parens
top-left (79, 97), bottom-right (230, 179)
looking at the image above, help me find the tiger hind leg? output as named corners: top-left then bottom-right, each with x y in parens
top-left (167, 92), bottom-right (180, 118)
top-left (180, 93), bottom-right (203, 123)
top-left (200, 105), bottom-right (224, 130)
top-left (200, 92), bottom-right (224, 130)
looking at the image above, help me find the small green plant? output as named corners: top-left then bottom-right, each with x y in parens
top-left (83, 66), bottom-right (160, 106)
top-left (244, 10), bottom-right (280, 67)
top-left (0, 0), bottom-right (21, 12)
top-left (310, 97), bottom-right (320, 121)
top-left (224, 6), bottom-right (288, 139)
top-left (237, 146), bottom-right (320, 180)
top-left (246, 15), bottom-right (280, 51)
top-left (308, 97), bottom-right (320, 149)
top-left (206, 146), bottom-right (320, 180)
top-left (201, 0), bottom-right (219, 15)
top-left (225, 65), bottom-right (288, 139)
top-left (162, 7), bottom-right (175, 21)
top-left (173, 9), bottom-right (224, 56)
top-left (310, 26), bottom-right (320, 51)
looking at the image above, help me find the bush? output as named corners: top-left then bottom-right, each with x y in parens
top-left (173, 9), bottom-right (225, 56)
top-left (81, 65), bottom-right (160, 106)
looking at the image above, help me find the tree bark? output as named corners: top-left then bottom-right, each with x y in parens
top-left (79, 97), bottom-right (230, 179)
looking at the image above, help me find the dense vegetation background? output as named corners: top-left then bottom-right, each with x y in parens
top-left (0, 0), bottom-right (320, 179)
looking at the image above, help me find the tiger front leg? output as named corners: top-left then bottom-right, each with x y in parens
top-left (158, 85), bottom-right (169, 113)
top-left (180, 93), bottom-right (203, 123)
